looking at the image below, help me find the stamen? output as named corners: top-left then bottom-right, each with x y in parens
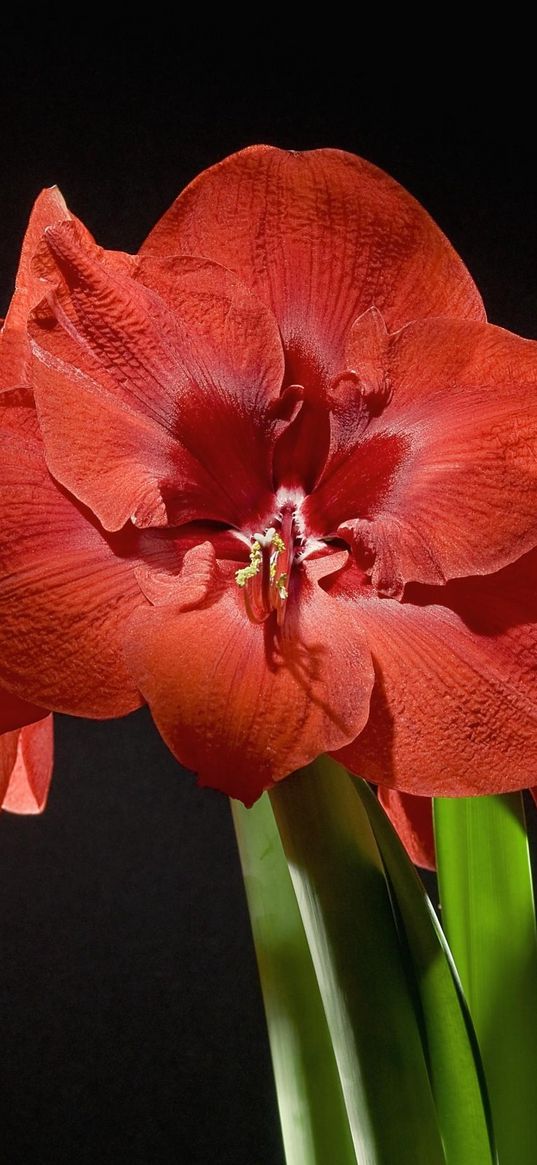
top-left (235, 540), bottom-right (262, 588)
top-left (235, 526), bottom-right (291, 623)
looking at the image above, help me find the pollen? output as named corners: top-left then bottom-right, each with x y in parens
top-left (269, 533), bottom-right (288, 597)
top-left (235, 540), bottom-right (262, 588)
top-left (274, 573), bottom-right (288, 600)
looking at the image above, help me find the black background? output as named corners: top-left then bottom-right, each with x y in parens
top-left (1, 30), bottom-right (537, 1164)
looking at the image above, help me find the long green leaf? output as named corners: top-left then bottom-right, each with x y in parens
top-left (231, 794), bottom-right (356, 1165)
top-left (434, 793), bottom-right (537, 1165)
top-left (353, 779), bottom-right (495, 1165)
top-left (270, 756), bottom-right (445, 1165)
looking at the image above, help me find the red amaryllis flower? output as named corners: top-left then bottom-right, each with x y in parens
top-left (0, 692), bottom-right (53, 813)
top-left (1, 147), bottom-right (537, 867)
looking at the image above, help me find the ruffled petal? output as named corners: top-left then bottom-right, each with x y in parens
top-left (30, 222), bottom-right (284, 531)
top-left (0, 187), bottom-right (75, 394)
top-left (305, 316), bottom-right (537, 590)
top-left (0, 409), bottom-right (176, 716)
top-left (2, 714), bottom-right (54, 814)
top-left (330, 552), bottom-right (537, 796)
top-left (124, 544), bottom-right (374, 804)
top-left (377, 787), bottom-right (435, 870)
top-left (142, 145), bottom-right (484, 388)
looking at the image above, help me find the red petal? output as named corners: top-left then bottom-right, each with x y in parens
top-left (31, 224), bottom-right (284, 531)
top-left (332, 552), bottom-right (537, 796)
top-left (0, 731), bottom-right (18, 803)
top-left (0, 187), bottom-right (74, 394)
top-left (272, 387), bottom-right (332, 493)
top-left (142, 145), bottom-right (484, 388)
top-left (2, 714), bottom-right (54, 814)
top-left (377, 787), bottom-right (435, 870)
top-left (306, 316), bottom-right (537, 589)
top-left (124, 545), bottom-right (374, 804)
top-left (0, 411), bottom-right (172, 716)
top-left (0, 688), bottom-right (48, 733)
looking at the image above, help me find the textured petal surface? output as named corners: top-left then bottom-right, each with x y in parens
top-left (378, 787), bottom-right (435, 870)
top-left (2, 714), bottom-right (53, 814)
top-left (0, 409), bottom-right (173, 716)
top-left (31, 223), bottom-right (284, 531)
top-left (330, 552), bottom-right (537, 796)
top-left (142, 145), bottom-right (484, 389)
top-left (0, 187), bottom-right (74, 393)
top-left (125, 545), bottom-right (375, 804)
top-left (306, 316), bottom-right (537, 589)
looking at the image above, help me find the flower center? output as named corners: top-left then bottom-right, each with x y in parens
top-left (235, 525), bottom-right (292, 625)
top-left (235, 494), bottom-right (339, 625)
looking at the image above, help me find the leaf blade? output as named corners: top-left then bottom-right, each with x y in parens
top-left (270, 757), bottom-right (445, 1165)
top-left (353, 779), bottom-right (495, 1165)
top-left (434, 792), bottom-right (537, 1165)
top-left (232, 793), bottom-right (357, 1165)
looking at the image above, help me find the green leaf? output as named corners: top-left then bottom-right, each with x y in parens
top-left (232, 794), bottom-right (356, 1165)
top-left (434, 793), bottom-right (537, 1165)
top-left (269, 756), bottom-right (445, 1164)
top-left (353, 779), bottom-right (495, 1165)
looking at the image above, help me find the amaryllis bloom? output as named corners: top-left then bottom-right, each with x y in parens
top-left (1, 147), bottom-right (537, 866)
top-left (0, 692), bottom-right (53, 814)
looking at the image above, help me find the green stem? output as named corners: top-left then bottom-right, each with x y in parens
top-left (232, 794), bottom-right (356, 1165)
top-left (270, 757), bottom-right (445, 1165)
top-left (434, 793), bottom-right (537, 1165)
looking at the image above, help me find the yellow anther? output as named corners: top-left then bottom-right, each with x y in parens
top-left (275, 573), bottom-right (288, 599)
top-left (269, 533), bottom-right (288, 598)
top-left (235, 541), bottom-right (262, 588)
top-left (269, 533), bottom-right (286, 578)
